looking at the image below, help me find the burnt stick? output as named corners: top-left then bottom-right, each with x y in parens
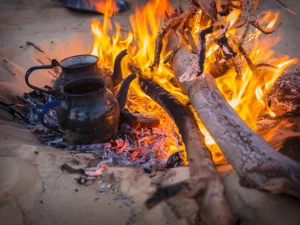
top-left (197, 25), bottom-right (214, 76)
top-left (139, 76), bottom-right (234, 225)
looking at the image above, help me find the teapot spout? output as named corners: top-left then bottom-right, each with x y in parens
top-left (116, 73), bottom-right (137, 110)
top-left (111, 49), bottom-right (127, 87)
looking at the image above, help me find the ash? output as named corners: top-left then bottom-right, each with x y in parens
top-left (9, 90), bottom-right (184, 170)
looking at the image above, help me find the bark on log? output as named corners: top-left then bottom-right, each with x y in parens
top-left (139, 76), bottom-right (234, 225)
top-left (170, 47), bottom-right (300, 198)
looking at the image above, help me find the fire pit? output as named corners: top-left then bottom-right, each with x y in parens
top-left (1, 0), bottom-right (300, 225)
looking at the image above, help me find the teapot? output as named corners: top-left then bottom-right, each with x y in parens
top-left (25, 49), bottom-right (128, 94)
top-left (38, 75), bottom-right (136, 144)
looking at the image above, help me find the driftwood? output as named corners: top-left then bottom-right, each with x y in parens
top-left (170, 46), bottom-right (300, 198)
top-left (139, 76), bottom-right (233, 225)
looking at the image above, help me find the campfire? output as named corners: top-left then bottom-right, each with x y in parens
top-left (2, 0), bottom-right (300, 224)
top-left (89, 0), bottom-right (298, 161)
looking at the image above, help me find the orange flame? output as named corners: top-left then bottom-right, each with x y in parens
top-left (85, 0), bottom-right (118, 16)
top-left (90, 1), bottom-right (297, 163)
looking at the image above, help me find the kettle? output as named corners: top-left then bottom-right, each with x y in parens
top-left (38, 74), bottom-right (136, 144)
top-left (25, 50), bottom-right (128, 94)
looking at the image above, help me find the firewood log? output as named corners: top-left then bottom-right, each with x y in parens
top-left (170, 46), bottom-right (300, 199)
top-left (139, 76), bottom-right (234, 225)
top-left (132, 113), bottom-right (160, 128)
top-left (120, 109), bottom-right (160, 128)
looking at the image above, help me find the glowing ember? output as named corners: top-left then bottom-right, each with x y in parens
top-left (90, 0), bottom-right (297, 163)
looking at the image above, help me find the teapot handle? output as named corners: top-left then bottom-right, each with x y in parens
top-left (38, 99), bottom-right (64, 135)
top-left (25, 59), bottom-right (60, 95)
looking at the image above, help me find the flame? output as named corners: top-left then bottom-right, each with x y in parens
top-left (262, 120), bottom-right (293, 143)
top-left (90, 1), bottom-right (297, 163)
top-left (85, 0), bottom-right (118, 16)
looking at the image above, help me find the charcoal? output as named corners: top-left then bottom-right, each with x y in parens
top-left (166, 151), bottom-right (184, 168)
top-left (61, 161), bottom-right (85, 174)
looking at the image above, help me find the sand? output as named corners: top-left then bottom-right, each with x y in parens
top-left (1, 0), bottom-right (300, 225)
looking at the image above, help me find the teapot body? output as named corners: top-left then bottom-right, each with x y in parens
top-left (33, 52), bottom-right (136, 145)
top-left (56, 77), bottom-right (119, 144)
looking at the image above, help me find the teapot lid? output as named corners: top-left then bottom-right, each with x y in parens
top-left (60, 55), bottom-right (98, 69)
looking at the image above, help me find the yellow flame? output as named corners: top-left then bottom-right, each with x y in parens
top-left (90, 0), bottom-right (297, 163)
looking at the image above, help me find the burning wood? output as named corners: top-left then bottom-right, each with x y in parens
top-left (120, 108), bottom-right (160, 129)
top-left (160, 0), bottom-right (300, 200)
top-left (138, 75), bottom-right (233, 225)
top-left (151, 6), bottom-right (198, 69)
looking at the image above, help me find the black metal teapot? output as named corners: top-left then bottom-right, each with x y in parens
top-left (25, 49), bottom-right (128, 94)
top-left (38, 75), bottom-right (136, 144)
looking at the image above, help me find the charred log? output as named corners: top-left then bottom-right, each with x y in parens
top-left (133, 113), bottom-right (160, 128)
top-left (120, 109), bottom-right (160, 129)
top-left (139, 76), bottom-right (234, 225)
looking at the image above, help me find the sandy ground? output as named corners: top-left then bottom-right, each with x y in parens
top-left (1, 0), bottom-right (300, 225)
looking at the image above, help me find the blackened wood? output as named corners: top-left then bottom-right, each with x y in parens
top-left (120, 109), bottom-right (160, 128)
top-left (198, 25), bottom-right (214, 76)
top-left (139, 76), bottom-right (233, 225)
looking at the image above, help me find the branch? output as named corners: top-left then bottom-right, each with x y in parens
top-left (184, 28), bottom-right (198, 53)
top-left (229, 36), bottom-right (277, 76)
top-left (151, 6), bottom-right (197, 69)
top-left (250, 20), bottom-right (282, 35)
top-left (198, 25), bottom-right (214, 76)
top-left (170, 46), bottom-right (300, 199)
